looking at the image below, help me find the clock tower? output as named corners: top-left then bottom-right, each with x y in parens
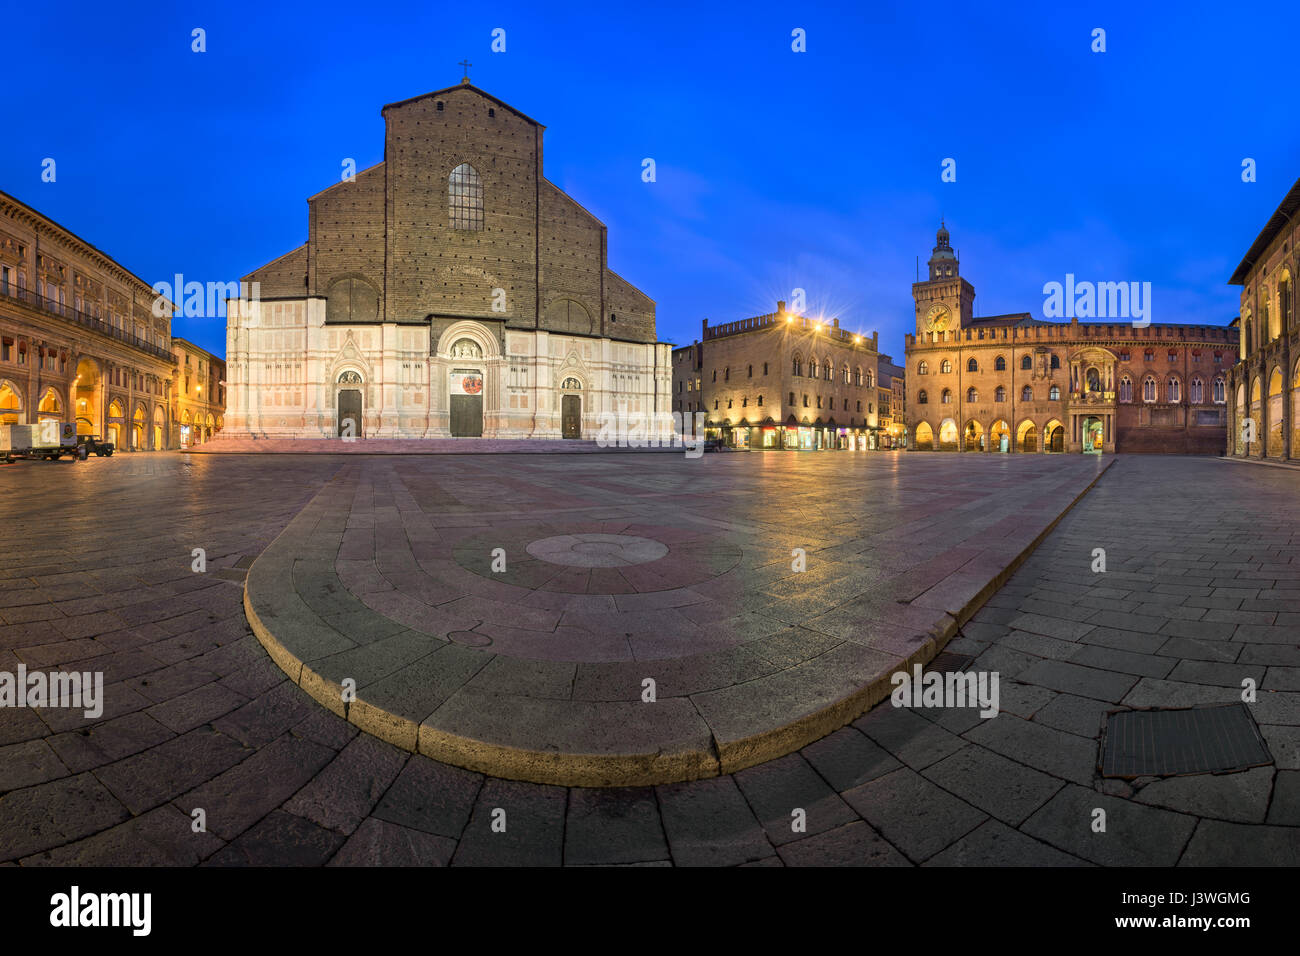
top-left (912, 221), bottom-right (975, 335)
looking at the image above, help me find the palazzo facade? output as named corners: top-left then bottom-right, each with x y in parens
top-left (1225, 177), bottom-right (1300, 460)
top-left (672, 306), bottom-right (881, 450)
top-left (0, 190), bottom-right (178, 451)
top-left (223, 81), bottom-right (669, 441)
top-left (905, 224), bottom-right (1235, 453)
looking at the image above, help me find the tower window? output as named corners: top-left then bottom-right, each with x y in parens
top-left (488, 108), bottom-right (495, 117)
top-left (436, 101), bottom-right (444, 111)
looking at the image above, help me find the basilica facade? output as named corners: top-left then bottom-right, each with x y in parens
top-left (223, 80), bottom-right (670, 441)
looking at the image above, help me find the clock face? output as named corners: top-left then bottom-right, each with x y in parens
top-left (926, 306), bottom-right (950, 332)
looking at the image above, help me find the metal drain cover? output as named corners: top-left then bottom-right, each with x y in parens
top-left (927, 652), bottom-right (975, 673)
top-left (1100, 703), bottom-right (1273, 778)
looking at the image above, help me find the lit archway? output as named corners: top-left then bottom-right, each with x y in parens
top-left (154, 405), bottom-right (166, 451)
top-left (938, 418), bottom-right (958, 451)
top-left (963, 420), bottom-right (984, 452)
top-left (132, 404), bottom-right (146, 451)
top-left (0, 381), bottom-right (20, 425)
top-left (74, 357), bottom-right (100, 436)
top-left (37, 387), bottom-right (63, 422)
top-left (990, 419), bottom-right (1010, 453)
top-left (1044, 418), bottom-right (1065, 453)
top-left (1017, 419), bottom-right (1038, 453)
top-left (914, 421), bottom-right (934, 451)
top-left (1268, 366), bottom-right (1284, 457)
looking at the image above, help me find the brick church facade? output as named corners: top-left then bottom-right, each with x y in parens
top-left (905, 224), bottom-right (1235, 454)
top-left (223, 80), bottom-right (670, 441)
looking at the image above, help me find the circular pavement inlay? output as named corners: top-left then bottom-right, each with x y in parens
top-left (526, 533), bottom-right (669, 568)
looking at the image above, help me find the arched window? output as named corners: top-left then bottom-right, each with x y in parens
top-left (1167, 377), bottom-right (1180, 402)
top-left (1050, 354), bottom-right (1060, 370)
top-left (1119, 376), bottom-right (1132, 403)
top-left (967, 357), bottom-right (978, 372)
top-left (994, 386), bottom-right (1006, 402)
top-left (966, 387), bottom-right (978, 402)
top-left (1143, 350), bottom-right (1154, 362)
top-left (748, 365), bottom-right (753, 377)
top-left (1213, 376), bottom-right (1226, 404)
top-left (449, 163), bottom-right (484, 230)
top-left (809, 359), bottom-right (818, 379)
top-left (792, 355), bottom-right (802, 376)
top-left (824, 363), bottom-right (832, 381)
top-left (1049, 385), bottom-right (1060, 401)
top-left (1021, 355), bottom-right (1032, 370)
top-left (724, 367), bottom-right (730, 381)
top-left (1189, 377), bottom-right (1202, 404)
top-left (865, 371), bottom-right (873, 387)
top-left (1143, 376), bottom-right (1157, 402)
top-left (940, 360), bottom-right (952, 374)
top-left (917, 389), bottom-right (928, 404)
top-left (854, 367), bottom-right (862, 385)
top-left (994, 355), bottom-right (1006, 371)
top-left (842, 365), bottom-right (850, 384)
top-left (941, 388), bottom-right (952, 404)
top-left (917, 361), bottom-right (928, 375)
top-left (1021, 385), bottom-right (1033, 401)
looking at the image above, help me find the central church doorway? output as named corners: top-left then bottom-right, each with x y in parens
top-left (562, 394), bottom-right (581, 439)
top-left (450, 368), bottom-right (483, 437)
top-left (561, 377), bottom-right (582, 439)
top-left (337, 370), bottom-right (363, 438)
top-left (337, 389), bottom-right (361, 437)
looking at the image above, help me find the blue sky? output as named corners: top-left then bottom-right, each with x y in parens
top-left (6, 0), bottom-right (1298, 360)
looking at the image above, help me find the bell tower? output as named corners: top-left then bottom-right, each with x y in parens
top-left (912, 221), bottom-right (975, 335)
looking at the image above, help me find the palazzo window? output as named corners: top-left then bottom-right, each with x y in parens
top-left (449, 163), bottom-right (484, 231)
top-left (1190, 377), bottom-right (1203, 404)
top-left (1167, 377), bottom-right (1180, 403)
top-left (1021, 386), bottom-right (1032, 401)
top-left (1213, 376), bottom-right (1226, 403)
top-left (994, 356), bottom-right (1006, 371)
top-left (940, 360), bottom-right (952, 374)
top-left (1143, 376), bottom-right (1156, 402)
top-left (1020, 355), bottom-right (1032, 370)
top-left (1119, 376), bottom-right (1132, 403)
top-left (1049, 385), bottom-right (1060, 400)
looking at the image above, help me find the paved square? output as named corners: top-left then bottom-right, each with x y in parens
top-left (2, 451), bottom-right (1299, 865)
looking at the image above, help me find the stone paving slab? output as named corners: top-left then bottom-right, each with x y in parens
top-left (244, 453), bottom-right (1112, 785)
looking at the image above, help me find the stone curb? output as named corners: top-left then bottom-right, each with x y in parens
top-left (243, 458), bottom-right (1115, 787)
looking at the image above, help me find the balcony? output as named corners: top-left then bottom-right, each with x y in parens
top-left (0, 284), bottom-right (173, 362)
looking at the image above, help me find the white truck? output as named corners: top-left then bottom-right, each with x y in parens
top-left (1, 421), bottom-right (84, 463)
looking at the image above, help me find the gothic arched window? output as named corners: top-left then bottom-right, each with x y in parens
top-left (994, 355), bottom-right (1006, 371)
top-left (1119, 376), bottom-right (1132, 403)
top-left (940, 360), bottom-right (952, 374)
top-left (449, 163), bottom-right (484, 231)
top-left (1021, 355), bottom-right (1032, 370)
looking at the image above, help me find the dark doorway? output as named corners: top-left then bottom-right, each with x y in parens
top-left (337, 389), bottom-right (361, 437)
top-left (562, 394), bottom-right (581, 439)
top-left (450, 394), bottom-right (483, 437)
